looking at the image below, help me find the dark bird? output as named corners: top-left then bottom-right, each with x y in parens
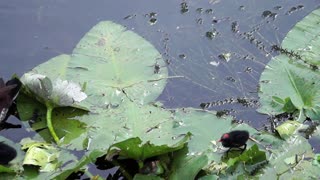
top-left (0, 77), bottom-right (22, 123)
top-left (0, 142), bottom-right (17, 164)
top-left (219, 130), bottom-right (249, 155)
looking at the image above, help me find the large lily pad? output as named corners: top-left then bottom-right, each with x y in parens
top-left (68, 21), bottom-right (168, 106)
top-left (282, 9), bottom-right (320, 66)
top-left (260, 135), bottom-right (320, 179)
top-left (258, 8), bottom-right (320, 120)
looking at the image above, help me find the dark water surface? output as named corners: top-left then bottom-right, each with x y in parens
top-left (0, 0), bottom-right (320, 176)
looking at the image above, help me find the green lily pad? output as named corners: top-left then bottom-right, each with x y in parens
top-left (258, 57), bottom-right (320, 119)
top-left (53, 150), bottom-right (105, 179)
top-left (260, 135), bottom-right (320, 179)
top-left (313, 154), bottom-right (320, 167)
top-left (169, 146), bottom-right (208, 180)
top-left (282, 9), bottom-right (320, 66)
top-left (67, 21), bottom-right (168, 107)
top-left (21, 139), bottom-right (60, 172)
top-left (108, 134), bottom-right (191, 161)
top-left (226, 144), bottom-right (266, 168)
top-left (258, 8), bottom-right (320, 120)
top-left (74, 100), bottom-right (191, 154)
top-left (275, 120), bottom-right (302, 139)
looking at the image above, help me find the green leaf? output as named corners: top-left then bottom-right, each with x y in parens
top-left (226, 144), bottom-right (266, 169)
top-left (67, 21), bottom-right (168, 107)
top-left (282, 9), bottom-right (320, 66)
top-left (313, 154), bottom-right (320, 167)
top-left (26, 21), bottom-right (166, 109)
top-left (275, 120), bottom-right (302, 139)
top-left (172, 109), bottom-right (234, 163)
top-left (169, 146), bottom-right (208, 180)
top-left (76, 101), bottom-right (191, 154)
top-left (260, 135), bottom-right (320, 179)
top-left (133, 174), bottom-right (164, 180)
top-left (53, 150), bottom-right (105, 179)
top-left (258, 8), bottom-right (320, 120)
top-left (108, 133), bottom-right (191, 161)
top-left (21, 139), bottom-right (60, 172)
top-left (258, 56), bottom-right (320, 119)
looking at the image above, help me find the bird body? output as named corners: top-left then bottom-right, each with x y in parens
top-left (219, 130), bottom-right (249, 155)
top-left (0, 78), bottom-right (21, 122)
top-left (0, 142), bottom-right (17, 164)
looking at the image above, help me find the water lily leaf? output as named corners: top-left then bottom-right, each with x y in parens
top-left (275, 120), bottom-right (302, 139)
top-left (73, 101), bottom-right (190, 155)
top-left (21, 140), bottom-right (60, 172)
top-left (169, 146), bottom-right (208, 180)
top-left (109, 134), bottom-right (191, 161)
top-left (226, 144), bottom-right (266, 168)
top-left (260, 135), bottom-right (320, 179)
top-left (20, 72), bottom-right (87, 108)
top-left (258, 57), bottom-right (320, 119)
top-left (282, 8), bottom-right (320, 66)
top-left (18, 138), bottom-right (90, 179)
top-left (53, 150), bottom-right (105, 179)
top-left (17, 93), bottom-right (88, 148)
top-left (172, 109), bottom-right (232, 160)
top-left (258, 8), bottom-right (320, 119)
top-left (313, 154), bottom-right (320, 167)
top-left (66, 21), bottom-right (168, 108)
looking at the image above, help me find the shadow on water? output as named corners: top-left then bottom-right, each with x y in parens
top-left (0, 0), bottom-right (320, 178)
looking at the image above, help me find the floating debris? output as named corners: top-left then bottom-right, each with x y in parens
top-left (196, 8), bottom-right (203, 13)
top-left (261, 10), bottom-right (277, 20)
top-left (205, 9), bottom-right (213, 14)
top-left (286, 5), bottom-right (304, 15)
top-left (273, 6), bottom-right (282, 10)
top-left (123, 14), bottom-right (136, 20)
top-left (180, 2), bottom-right (189, 14)
top-left (239, 5), bottom-right (245, 11)
top-left (218, 53), bottom-right (231, 62)
top-left (179, 54), bottom-right (187, 59)
top-left (206, 28), bottom-right (218, 39)
top-left (231, 21), bottom-right (239, 33)
top-left (149, 18), bottom-right (157, 25)
top-left (210, 61), bottom-right (220, 67)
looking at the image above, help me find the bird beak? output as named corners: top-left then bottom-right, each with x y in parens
top-left (218, 139), bottom-right (222, 142)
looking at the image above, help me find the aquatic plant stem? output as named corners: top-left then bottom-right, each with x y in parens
top-left (111, 159), bottom-right (132, 180)
top-left (46, 105), bottom-right (60, 144)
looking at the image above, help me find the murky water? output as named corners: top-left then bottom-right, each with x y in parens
top-left (1, 0), bottom-right (319, 177)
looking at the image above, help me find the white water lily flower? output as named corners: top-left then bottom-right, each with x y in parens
top-left (21, 72), bottom-right (87, 107)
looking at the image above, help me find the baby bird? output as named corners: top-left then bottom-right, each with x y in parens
top-left (219, 130), bottom-right (249, 155)
top-left (0, 77), bottom-right (22, 123)
top-left (0, 142), bottom-right (17, 165)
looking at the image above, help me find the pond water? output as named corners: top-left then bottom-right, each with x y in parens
top-left (0, 0), bottom-right (320, 178)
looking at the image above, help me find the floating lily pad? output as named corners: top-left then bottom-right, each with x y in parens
top-left (258, 8), bottom-right (320, 120)
top-left (275, 120), bottom-right (302, 139)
